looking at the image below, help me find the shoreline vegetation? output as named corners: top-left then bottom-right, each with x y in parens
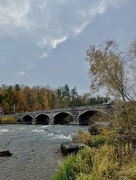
top-left (51, 127), bottom-right (136, 180)
top-left (0, 115), bottom-right (17, 124)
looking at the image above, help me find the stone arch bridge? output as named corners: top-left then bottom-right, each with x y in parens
top-left (15, 104), bottom-right (113, 125)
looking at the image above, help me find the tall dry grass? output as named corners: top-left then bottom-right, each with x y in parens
top-left (52, 145), bottom-right (136, 180)
top-left (0, 116), bottom-right (17, 124)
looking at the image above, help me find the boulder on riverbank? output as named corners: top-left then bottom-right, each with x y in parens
top-left (60, 141), bottom-right (85, 155)
top-left (0, 150), bottom-right (12, 157)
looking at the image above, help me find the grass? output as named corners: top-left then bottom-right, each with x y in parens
top-left (52, 145), bottom-right (136, 180)
top-left (72, 129), bottom-right (115, 147)
top-left (0, 115), bottom-right (17, 124)
top-left (51, 129), bottom-right (136, 180)
top-left (51, 146), bottom-right (93, 180)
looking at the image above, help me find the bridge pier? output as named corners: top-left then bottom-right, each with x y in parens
top-left (72, 115), bottom-right (79, 124)
top-left (49, 116), bottom-right (53, 125)
top-left (32, 117), bottom-right (36, 125)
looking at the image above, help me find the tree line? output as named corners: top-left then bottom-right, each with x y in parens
top-left (0, 84), bottom-right (110, 114)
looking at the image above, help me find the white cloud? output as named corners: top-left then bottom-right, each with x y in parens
top-left (0, 0), bottom-right (124, 39)
top-left (0, 0), bottom-right (128, 68)
top-left (40, 53), bottom-right (48, 58)
top-left (90, 5), bottom-right (106, 16)
top-left (73, 21), bottom-right (89, 36)
top-left (38, 37), bottom-right (47, 49)
top-left (105, 0), bottom-right (129, 9)
top-left (0, 0), bottom-right (31, 28)
top-left (18, 71), bottom-right (25, 76)
top-left (51, 35), bottom-right (68, 48)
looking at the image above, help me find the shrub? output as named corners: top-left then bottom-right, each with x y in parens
top-left (0, 116), bottom-right (17, 124)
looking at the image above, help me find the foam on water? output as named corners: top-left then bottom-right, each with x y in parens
top-left (32, 129), bottom-right (45, 133)
top-left (42, 125), bottom-right (50, 128)
top-left (47, 132), bottom-right (54, 136)
top-left (52, 134), bottom-right (72, 140)
top-left (20, 127), bottom-right (27, 130)
top-left (0, 128), bottom-right (9, 133)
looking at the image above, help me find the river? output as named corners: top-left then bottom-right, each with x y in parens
top-left (0, 124), bottom-right (88, 180)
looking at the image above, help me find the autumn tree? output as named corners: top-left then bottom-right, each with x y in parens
top-left (16, 91), bottom-right (27, 112)
top-left (86, 39), bottom-right (136, 130)
top-left (22, 86), bottom-right (34, 111)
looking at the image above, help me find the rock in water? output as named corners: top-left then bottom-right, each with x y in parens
top-left (60, 141), bottom-right (85, 155)
top-left (0, 150), bottom-right (12, 157)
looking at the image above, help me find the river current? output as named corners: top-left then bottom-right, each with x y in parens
top-left (0, 124), bottom-right (88, 180)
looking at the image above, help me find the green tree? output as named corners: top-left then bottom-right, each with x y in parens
top-left (62, 84), bottom-right (70, 99)
top-left (71, 87), bottom-right (78, 100)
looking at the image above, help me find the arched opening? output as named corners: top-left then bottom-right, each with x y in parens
top-left (79, 110), bottom-right (108, 125)
top-left (53, 112), bottom-right (74, 125)
top-left (35, 114), bottom-right (50, 125)
top-left (22, 115), bottom-right (33, 124)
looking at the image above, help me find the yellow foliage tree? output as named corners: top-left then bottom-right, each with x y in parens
top-left (86, 39), bottom-right (136, 130)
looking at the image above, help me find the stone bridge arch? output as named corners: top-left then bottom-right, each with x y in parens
top-left (35, 113), bottom-right (50, 125)
top-left (22, 114), bottom-right (33, 124)
top-left (53, 111), bottom-right (74, 124)
top-left (78, 109), bottom-right (109, 125)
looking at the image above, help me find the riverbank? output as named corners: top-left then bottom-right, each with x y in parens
top-left (52, 129), bottom-right (136, 180)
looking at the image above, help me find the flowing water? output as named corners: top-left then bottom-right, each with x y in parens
top-left (0, 124), bottom-right (88, 180)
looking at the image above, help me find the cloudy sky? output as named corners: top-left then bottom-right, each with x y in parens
top-left (0, 0), bottom-right (135, 94)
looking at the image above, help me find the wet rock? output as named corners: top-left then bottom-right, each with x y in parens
top-left (60, 141), bottom-right (85, 155)
top-left (0, 150), bottom-right (12, 157)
